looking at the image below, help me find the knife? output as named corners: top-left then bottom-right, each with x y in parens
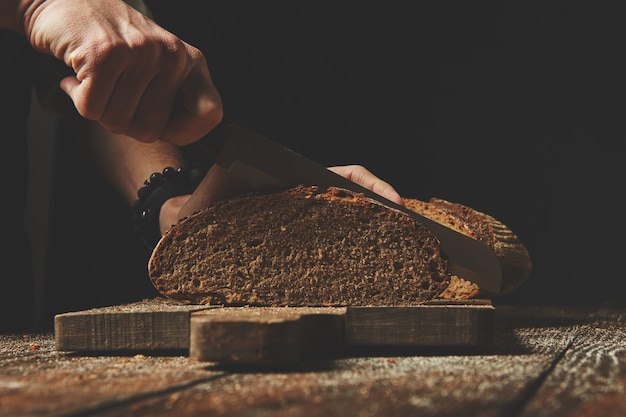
top-left (195, 123), bottom-right (502, 293)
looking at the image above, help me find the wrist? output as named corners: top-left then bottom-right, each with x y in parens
top-left (132, 166), bottom-right (204, 250)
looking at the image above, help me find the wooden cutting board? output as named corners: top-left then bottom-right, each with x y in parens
top-left (54, 298), bottom-right (215, 352)
top-left (55, 298), bottom-right (494, 365)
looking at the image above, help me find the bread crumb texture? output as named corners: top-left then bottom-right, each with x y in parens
top-left (148, 186), bottom-right (451, 306)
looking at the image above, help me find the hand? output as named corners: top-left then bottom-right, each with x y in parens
top-left (159, 164), bottom-right (404, 236)
top-left (21, 0), bottom-right (222, 145)
top-left (328, 165), bottom-right (404, 205)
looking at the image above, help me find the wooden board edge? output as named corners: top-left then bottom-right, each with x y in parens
top-left (54, 299), bottom-right (215, 352)
top-left (189, 307), bottom-right (346, 365)
top-left (345, 302), bottom-right (495, 347)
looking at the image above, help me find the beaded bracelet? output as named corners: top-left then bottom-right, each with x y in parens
top-left (132, 166), bottom-right (204, 249)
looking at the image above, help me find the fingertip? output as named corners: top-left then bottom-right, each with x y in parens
top-left (386, 190), bottom-right (405, 206)
top-left (60, 76), bottom-right (102, 120)
top-left (59, 75), bottom-right (79, 99)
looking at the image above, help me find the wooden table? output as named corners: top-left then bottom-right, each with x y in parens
top-left (2, 304), bottom-right (625, 417)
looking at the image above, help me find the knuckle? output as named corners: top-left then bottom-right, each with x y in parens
top-left (92, 39), bottom-right (130, 64)
top-left (155, 36), bottom-right (187, 69)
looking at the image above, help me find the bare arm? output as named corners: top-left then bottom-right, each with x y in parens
top-left (86, 123), bottom-right (185, 206)
top-left (85, 122), bottom-right (195, 237)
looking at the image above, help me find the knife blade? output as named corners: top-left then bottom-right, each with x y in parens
top-left (196, 123), bottom-right (502, 293)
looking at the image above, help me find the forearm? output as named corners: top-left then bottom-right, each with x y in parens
top-left (86, 122), bottom-right (198, 245)
top-left (86, 122), bottom-right (185, 206)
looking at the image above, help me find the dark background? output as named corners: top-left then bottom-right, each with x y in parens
top-left (44, 1), bottom-right (626, 322)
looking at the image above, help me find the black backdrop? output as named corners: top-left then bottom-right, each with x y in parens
top-left (45, 1), bottom-right (626, 323)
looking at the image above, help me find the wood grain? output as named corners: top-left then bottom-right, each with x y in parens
top-left (513, 308), bottom-right (626, 417)
top-left (54, 298), bottom-right (214, 351)
top-left (54, 299), bottom-right (495, 364)
top-left (189, 307), bottom-right (345, 365)
top-left (345, 300), bottom-right (494, 347)
top-left (4, 306), bottom-right (625, 417)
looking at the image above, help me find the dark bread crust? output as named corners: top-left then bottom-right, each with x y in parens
top-left (149, 186), bottom-right (451, 306)
top-left (403, 197), bottom-right (532, 298)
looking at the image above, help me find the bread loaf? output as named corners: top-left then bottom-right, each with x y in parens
top-left (403, 197), bottom-right (532, 299)
top-left (148, 186), bottom-right (451, 306)
top-left (148, 186), bottom-right (532, 306)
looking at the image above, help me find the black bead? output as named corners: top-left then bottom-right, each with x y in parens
top-left (163, 166), bottom-right (178, 180)
top-left (133, 165), bottom-right (205, 250)
top-left (137, 186), bottom-right (151, 200)
top-left (139, 209), bottom-right (150, 220)
top-left (150, 172), bottom-right (165, 186)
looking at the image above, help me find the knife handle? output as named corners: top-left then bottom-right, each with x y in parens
top-left (187, 121), bottom-right (233, 158)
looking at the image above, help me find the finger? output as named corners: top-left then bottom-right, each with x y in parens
top-left (373, 181), bottom-right (404, 206)
top-left (328, 165), bottom-right (404, 206)
top-left (59, 58), bottom-right (122, 121)
top-left (123, 58), bottom-right (186, 142)
top-left (159, 46), bottom-right (223, 145)
top-left (120, 75), bottom-right (174, 142)
top-left (98, 65), bottom-right (160, 139)
top-left (101, 70), bottom-right (173, 142)
top-left (160, 92), bottom-right (223, 145)
top-left (101, 40), bottom-right (187, 141)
